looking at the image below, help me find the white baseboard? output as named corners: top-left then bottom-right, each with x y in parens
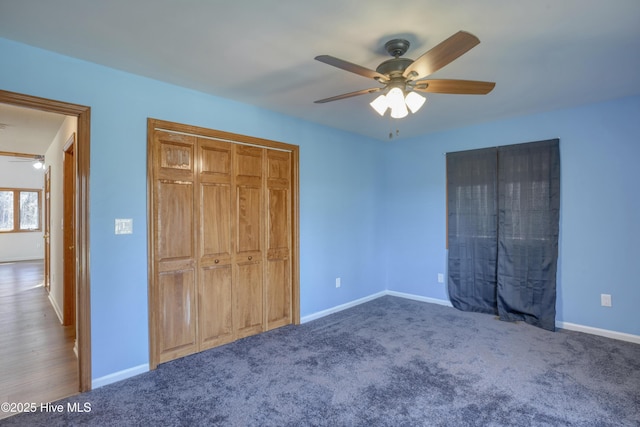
top-left (92, 363), bottom-right (149, 389)
top-left (556, 321), bottom-right (640, 345)
top-left (301, 290), bottom-right (639, 345)
top-left (300, 291), bottom-right (387, 323)
top-left (48, 293), bottom-right (64, 324)
top-left (300, 290), bottom-right (451, 324)
top-left (385, 290), bottom-right (453, 307)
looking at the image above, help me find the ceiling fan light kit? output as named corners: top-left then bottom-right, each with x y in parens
top-left (314, 31), bottom-right (495, 120)
top-left (370, 88), bottom-right (427, 117)
top-left (6, 154), bottom-right (45, 169)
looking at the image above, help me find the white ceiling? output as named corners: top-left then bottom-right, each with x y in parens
top-left (0, 103), bottom-right (66, 155)
top-left (1, 0), bottom-right (640, 141)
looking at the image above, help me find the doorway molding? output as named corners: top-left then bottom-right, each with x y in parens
top-left (63, 133), bottom-right (76, 328)
top-left (0, 89), bottom-right (92, 392)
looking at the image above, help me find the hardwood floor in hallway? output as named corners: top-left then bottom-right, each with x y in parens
top-left (0, 260), bottom-right (78, 420)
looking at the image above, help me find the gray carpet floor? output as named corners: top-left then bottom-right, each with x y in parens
top-left (3, 296), bottom-right (639, 426)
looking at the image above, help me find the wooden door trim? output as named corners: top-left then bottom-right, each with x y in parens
top-left (290, 147), bottom-right (300, 324)
top-left (146, 120), bottom-right (158, 369)
top-left (147, 118), bottom-right (300, 369)
top-left (0, 89), bottom-right (92, 392)
top-left (44, 166), bottom-right (51, 294)
top-left (63, 134), bottom-right (76, 327)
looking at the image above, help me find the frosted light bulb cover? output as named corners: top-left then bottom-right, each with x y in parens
top-left (386, 87), bottom-right (405, 111)
top-left (405, 92), bottom-right (426, 114)
top-left (390, 102), bottom-right (408, 119)
top-left (369, 94), bottom-right (388, 116)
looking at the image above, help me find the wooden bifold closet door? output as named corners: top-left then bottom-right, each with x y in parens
top-left (147, 119), bottom-right (299, 368)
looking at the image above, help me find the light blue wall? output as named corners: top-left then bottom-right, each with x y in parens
top-left (2, 36), bottom-right (638, 383)
top-left (0, 37), bottom-right (387, 379)
top-left (383, 95), bottom-right (640, 336)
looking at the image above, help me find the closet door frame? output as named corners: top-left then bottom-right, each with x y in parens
top-left (147, 118), bottom-right (300, 370)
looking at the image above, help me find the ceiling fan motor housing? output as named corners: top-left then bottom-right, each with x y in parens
top-left (376, 57), bottom-right (413, 77)
top-left (384, 39), bottom-right (410, 57)
top-left (376, 39), bottom-right (413, 83)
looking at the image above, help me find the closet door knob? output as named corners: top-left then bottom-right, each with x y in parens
top-left (248, 256), bottom-right (253, 261)
top-left (214, 259), bottom-right (219, 264)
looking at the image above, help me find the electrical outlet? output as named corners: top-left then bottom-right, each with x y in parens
top-left (437, 273), bottom-right (444, 283)
top-left (601, 294), bottom-right (612, 307)
top-left (335, 277), bottom-right (341, 288)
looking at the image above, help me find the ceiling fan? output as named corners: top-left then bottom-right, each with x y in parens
top-left (8, 154), bottom-right (45, 169)
top-left (314, 31), bottom-right (495, 119)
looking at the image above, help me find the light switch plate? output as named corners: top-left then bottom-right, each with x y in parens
top-left (115, 218), bottom-right (133, 235)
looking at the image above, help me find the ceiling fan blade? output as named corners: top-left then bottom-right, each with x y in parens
top-left (8, 155), bottom-right (42, 162)
top-left (413, 79), bottom-right (495, 95)
top-left (315, 55), bottom-right (388, 82)
top-left (314, 87), bottom-right (382, 104)
top-left (403, 31), bottom-right (481, 81)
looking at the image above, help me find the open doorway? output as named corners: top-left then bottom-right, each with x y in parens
top-left (0, 90), bottom-right (91, 402)
top-left (0, 260), bottom-right (77, 412)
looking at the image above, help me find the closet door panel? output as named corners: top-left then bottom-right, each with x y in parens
top-left (233, 145), bottom-right (264, 338)
top-left (199, 139), bottom-right (233, 260)
top-left (266, 187), bottom-right (291, 329)
top-left (158, 268), bottom-right (197, 363)
top-left (266, 258), bottom-right (290, 328)
top-left (236, 186), bottom-right (262, 254)
top-left (158, 140), bottom-right (193, 180)
top-left (267, 149), bottom-right (290, 181)
top-left (265, 150), bottom-right (292, 330)
top-left (234, 259), bottom-right (264, 338)
top-left (236, 146), bottom-right (262, 179)
top-left (200, 143), bottom-right (231, 177)
top-left (152, 131), bottom-right (198, 365)
top-left (199, 264), bottom-right (233, 349)
top-left (197, 139), bottom-right (234, 348)
top-left (157, 181), bottom-right (194, 259)
top-left (267, 188), bottom-right (288, 249)
top-left (201, 183), bottom-right (232, 259)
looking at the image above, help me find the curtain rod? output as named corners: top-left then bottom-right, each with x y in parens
top-left (444, 138), bottom-right (560, 156)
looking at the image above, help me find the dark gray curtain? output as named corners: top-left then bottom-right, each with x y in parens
top-left (447, 139), bottom-right (560, 331)
top-left (446, 148), bottom-right (498, 315)
top-left (497, 140), bottom-right (560, 330)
